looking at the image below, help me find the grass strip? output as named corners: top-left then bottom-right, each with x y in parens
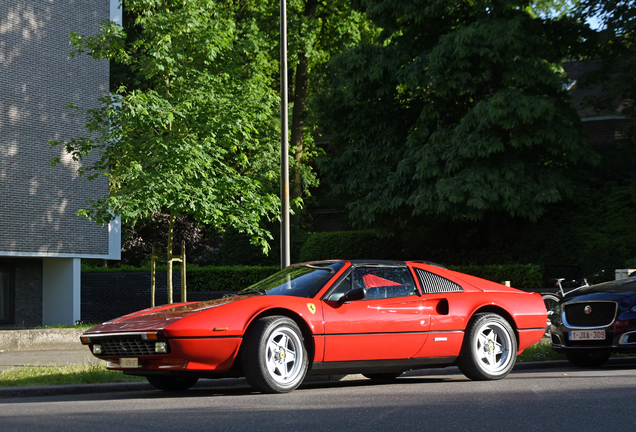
top-left (0, 363), bottom-right (144, 387)
top-left (517, 339), bottom-right (566, 362)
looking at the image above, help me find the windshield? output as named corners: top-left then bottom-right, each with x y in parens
top-left (238, 262), bottom-right (345, 299)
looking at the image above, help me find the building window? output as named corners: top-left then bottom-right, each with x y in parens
top-left (0, 265), bottom-right (15, 324)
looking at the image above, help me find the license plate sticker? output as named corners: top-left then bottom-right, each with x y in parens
top-left (569, 330), bottom-right (606, 341)
top-left (120, 358), bottom-right (139, 368)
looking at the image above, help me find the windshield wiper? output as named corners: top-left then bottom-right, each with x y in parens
top-left (235, 287), bottom-right (268, 296)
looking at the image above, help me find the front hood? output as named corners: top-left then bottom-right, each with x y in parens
top-left (85, 295), bottom-right (256, 334)
top-left (564, 278), bottom-right (636, 299)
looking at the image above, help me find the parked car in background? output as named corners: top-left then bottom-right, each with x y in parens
top-left (549, 276), bottom-right (636, 367)
top-left (81, 260), bottom-right (547, 393)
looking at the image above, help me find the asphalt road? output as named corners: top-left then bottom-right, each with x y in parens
top-left (2, 365), bottom-right (636, 432)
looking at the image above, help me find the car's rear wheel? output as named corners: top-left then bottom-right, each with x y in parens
top-left (362, 372), bottom-right (403, 381)
top-left (242, 315), bottom-right (309, 394)
top-left (457, 313), bottom-right (517, 381)
top-left (146, 375), bottom-right (199, 391)
top-left (565, 351), bottom-right (611, 368)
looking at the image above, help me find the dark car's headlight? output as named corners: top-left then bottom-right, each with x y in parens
top-left (631, 305), bottom-right (636, 313)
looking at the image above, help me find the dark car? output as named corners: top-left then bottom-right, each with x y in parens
top-left (549, 276), bottom-right (636, 367)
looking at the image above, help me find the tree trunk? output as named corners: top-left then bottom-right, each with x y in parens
top-left (166, 214), bottom-right (175, 304)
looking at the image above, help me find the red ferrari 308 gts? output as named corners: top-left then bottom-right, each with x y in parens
top-left (81, 260), bottom-right (547, 393)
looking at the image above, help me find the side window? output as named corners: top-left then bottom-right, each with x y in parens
top-left (325, 273), bottom-right (352, 301)
top-left (353, 267), bottom-right (418, 300)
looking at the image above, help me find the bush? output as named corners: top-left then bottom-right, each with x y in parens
top-left (187, 266), bottom-right (279, 291)
top-left (448, 264), bottom-right (543, 289)
top-left (82, 263), bottom-right (279, 292)
top-left (299, 230), bottom-right (398, 262)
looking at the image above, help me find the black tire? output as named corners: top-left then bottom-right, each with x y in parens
top-left (565, 352), bottom-right (611, 368)
top-left (242, 315), bottom-right (309, 394)
top-left (457, 313), bottom-right (517, 381)
top-left (362, 372), bottom-right (403, 381)
top-left (146, 375), bottom-right (199, 391)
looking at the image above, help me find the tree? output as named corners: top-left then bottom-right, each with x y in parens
top-left (50, 1), bottom-right (281, 295)
top-left (576, 0), bottom-right (636, 139)
top-left (248, 1), bottom-right (378, 202)
top-left (313, 0), bottom-right (599, 229)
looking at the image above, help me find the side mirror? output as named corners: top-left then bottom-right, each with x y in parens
top-left (338, 287), bottom-right (366, 305)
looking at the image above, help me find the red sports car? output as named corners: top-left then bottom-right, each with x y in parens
top-left (81, 260), bottom-right (547, 393)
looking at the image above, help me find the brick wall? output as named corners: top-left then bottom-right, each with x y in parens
top-left (81, 272), bottom-right (229, 323)
top-left (0, 1), bottom-right (110, 255)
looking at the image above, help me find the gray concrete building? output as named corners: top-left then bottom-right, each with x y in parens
top-left (1, 1), bottom-right (121, 327)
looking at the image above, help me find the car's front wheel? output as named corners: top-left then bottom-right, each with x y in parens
top-left (565, 351), bottom-right (611, 368)
top-left (457, 313), bottom-right (517, 381)
top-left (242, 315), bottom-right (309, 394)
top-left (146, 375), bottom-right (199, 391)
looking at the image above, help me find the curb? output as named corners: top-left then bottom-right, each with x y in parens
top-left (0, 329), bottom-right (83, 352)
top-left (5, 358), bottom-right (636, 399)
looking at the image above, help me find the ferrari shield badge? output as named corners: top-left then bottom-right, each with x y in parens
top-left (307, 303), bottom-right (316, 314)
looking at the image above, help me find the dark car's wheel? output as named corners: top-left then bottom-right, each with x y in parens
top-left (457, 313), bottom-right (517, 381)
top-left (362, 372), bottom-right (404, 381)
top-left (242, 315), bottom-right (309, 394)
top-left (565, 352), bottom-right (611, 368)
top-left (146, 375), bottom-right (199, 391)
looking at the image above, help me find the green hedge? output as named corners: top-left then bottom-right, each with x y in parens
top-left (186, 266), bottom-right (279, 291)
top-left (82, 263), bottom-right (279, 292)
top-left (299, 230), bottom-right (398, 262)
top-left (83, 262), bottom-right (541, 292)
top-left (448, 264), bottom-right (543, 289)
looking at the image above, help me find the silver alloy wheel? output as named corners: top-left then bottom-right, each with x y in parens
top-left (264, 325), bottom-right (305, 385)
top-left (474, 321), bottom-right (513, 375)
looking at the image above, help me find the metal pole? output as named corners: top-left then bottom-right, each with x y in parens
top-left (280, 0), bottom-right (290, 269)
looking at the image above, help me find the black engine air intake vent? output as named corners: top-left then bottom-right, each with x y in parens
top-left (415, 268), bottom-right (463, 294)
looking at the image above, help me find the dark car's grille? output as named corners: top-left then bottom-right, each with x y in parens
top-left (563, 301), bottom-right (616, 327)
top-left (94, 338), bottom-right (168, 356)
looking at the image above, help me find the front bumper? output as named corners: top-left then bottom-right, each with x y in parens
top-left (81, 332), bottom-right (242, 374)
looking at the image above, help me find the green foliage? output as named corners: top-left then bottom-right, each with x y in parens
top-left (576, 0), bottom-right (636, 142)
top-left (82, 262), bottom-right (279, 292)
top-left (448, 264), bottom-right (543, 288)
top-left (299, 230), bottom-right (399, 262)
top-left (49, 0), bottom-right (281, 252)
top-left (314, 0), bottom-right (599, 229)
top-left (186, 265), bottom-right (279, 291)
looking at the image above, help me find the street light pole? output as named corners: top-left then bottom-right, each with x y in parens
top-left (280, 0), bottom-right (290, 269)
